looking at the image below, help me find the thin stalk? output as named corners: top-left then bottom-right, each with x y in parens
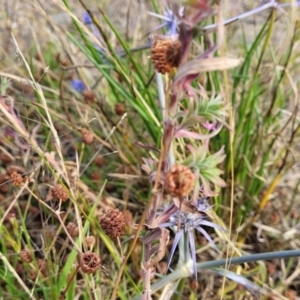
top-left (132, 249), bottom-right (300, 298)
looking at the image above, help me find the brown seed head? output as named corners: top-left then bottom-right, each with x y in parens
top-left (15, 262), bottom-right (23, 275)
top-left (66, 222), bottom-right (79, 237)
top-left (37, 258), bottom-right (47, 276)
top-left (151, 37), bottom-right (182, 74)
top-left (164, 165), bottom-right (195, 197)
top-left (0, 152), bottom-right (13, 164)
top-left (81, 129), bottom-right (94, 145)
top-left (114, 103), bottom-right (126, 116)
top-left (55, 53), bottom-right (71, 66)
top-left (10, 171), bottom-right (23, 187)
top-left (91, 171), bottom-right (101, 182)
top-left (94, 156), bottom-right (104, 167)
top-left (20, 247), bottom-right (32, 263)
top-left (189, 278), bottom-right (200, 292)
top-left (100, 208), bottom-right (126, 239)
top-left (80, 252), bottom-right (101, 274)
top-left (29, 269), bottom-right (38, 281)
top-left (83, 90), bottom-right (95, 105)
top-left (51, 184), bottom-right (69, 201)
top-left (105, 183), bottom-right (114, 192)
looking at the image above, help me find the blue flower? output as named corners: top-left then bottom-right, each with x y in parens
top-left (83, 12), bottom-right (92, 25)
top-left (148, 5), bottom-right (184, 36)
top-left (70, 79), bottom-right (87, 92)
top-left (160, 198), bottom-right (223, 279)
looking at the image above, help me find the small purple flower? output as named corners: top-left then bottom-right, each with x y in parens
top-left (83, 12), bottom-right (92, 25)
top-left (70, 79), bottom-right (87, 92)
top-left (203, 121), bottom-right (216, 131)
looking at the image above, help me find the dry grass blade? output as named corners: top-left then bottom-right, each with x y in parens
top-left (175, 57), bottom-right (242, 83)
top-left (0, 252), bottom-right (36, 300)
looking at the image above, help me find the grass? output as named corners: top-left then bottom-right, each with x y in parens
top-left (0, 0), bottom-right (300, 299)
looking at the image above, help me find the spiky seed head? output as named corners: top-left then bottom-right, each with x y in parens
top-left (94, 156), bottom-right (104, 167)
top-left (80, 252), bottom-right (101, 274)
top-left (10, 171), bottom-right (23, 187)
top-left (164, 165), bottom-right (195, 197)
top-left (91, 171), bottom-right (101, 182)
top-left (51, 184), bottom-right (69, 202)
top-left (19, 247), bottom-right (32, 263)
top-left (37, 259), bottom-right (47, 276)
top-left (114, 103), bottom-right (126, 116)
top-left (81, 129), bottom-right (94, 144)
top-left (66, 222), bottom-right (79, 237)
top-left (151, 37), bottom-right (182, 74)
top-left (99, 208), bottom-right (126, 239)
top-left (83, 90), bottom-right (95, 105)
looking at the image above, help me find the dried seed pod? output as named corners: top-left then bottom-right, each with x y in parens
top-left (94, 156), bottom-right (104, 167)
top-left (66, 222), bottom-right (79, 238)
top-left (151, 37), bottom-right (182, 74)
top-left (37, 258), bottom-right (47, 276)
top-left (29, 269), bottom-right (38, 281)
top-left (114, 103), bottom-right (126, 116)
top-left (55, 53), bottom-right (71, 67)
top-left (10, 171), bottom-right (23, 187)
top-left (83, 90), bottom-right (95, 105)
top-left (164, 165), bottom-right (195, 198)
top-left (81, 129), bottom-right (94, 145)
top-left (15, 262), bottom-right (23, 275)
top-left (189, 277), bottom-right (200, 292)
top-left (0, 152), bottom-right (13, 164)
top-left (99, 208), bottom-right (126, 239)
top-left (91, 171), bottom-right (101, 182)
top-left (80, 252), bottom-right (101, 274)
top-left (105, 183), bottom-right (114, 192)
top-left (20, 247), bottom-right (32, 263)
top-left (51, 184), bottom-right (69, 202)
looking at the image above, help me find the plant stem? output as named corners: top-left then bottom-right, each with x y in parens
top-left (197, 249), bottom-right (300, 270)
top-left (132, 249), bottom-right (300, 298)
